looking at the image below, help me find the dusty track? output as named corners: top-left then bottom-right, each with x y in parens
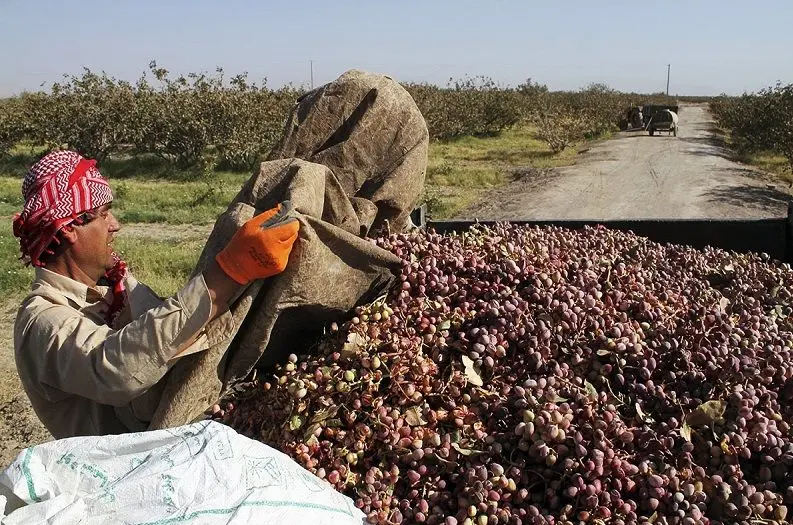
top-left (460, 104), bottom-right (792, 220)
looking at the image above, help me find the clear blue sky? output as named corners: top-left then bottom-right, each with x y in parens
top-left (1, 1), bottom-right (791, 97)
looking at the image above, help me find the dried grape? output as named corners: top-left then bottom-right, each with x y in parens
top-left (220, 224), bottom-right (793, 525)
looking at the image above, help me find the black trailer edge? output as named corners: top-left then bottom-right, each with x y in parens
top-left (409, 202), bottom-right (793, 264)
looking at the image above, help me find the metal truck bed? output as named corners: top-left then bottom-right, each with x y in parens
top-left (410, 203), bottom-right (793, 263)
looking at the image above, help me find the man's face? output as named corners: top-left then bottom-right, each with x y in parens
top-left (70, 203), bottom-right (121, 281)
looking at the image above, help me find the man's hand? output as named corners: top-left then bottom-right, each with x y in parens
top-left (215, 202), bottom-right (300, 285)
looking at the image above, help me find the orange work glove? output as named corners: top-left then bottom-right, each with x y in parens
top-left (215, 202), bottom-right (300, 285)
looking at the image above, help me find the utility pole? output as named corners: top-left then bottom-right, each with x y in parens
top-left (666, 64), bottom-right (671, 96)
top-left (310, 60), bottom-right (314, 90)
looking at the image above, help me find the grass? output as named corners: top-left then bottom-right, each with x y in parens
top-left (424, 125), bottom-right (582, 218)
top-left (112, 235), bottom-right (204, 297)
top-left (0, 174), bottom-right (248, 225)
top-left (2, 126), bottom-right (579, 222)
top-left (429, 126), bottom-right (579, 170)
top-left (710, 127), bottom-right (793, 185)
top-left (0, 145), bottom-right (249, 224)
top-left (0, 226), bottom-right (34, 298)
top-left (0, 145), bottom-right (248, 181)
top-left (0, 225), bottom-right (204, 298)
top-left (109, 176), bottom-right (247, 224)
top-left (0, 178), bottom-right (21, 217)
top-left (741, 152), bottom-right (792, 184)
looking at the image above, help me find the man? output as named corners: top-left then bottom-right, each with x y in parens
top-left (12, 150), bottom-right (299, 439)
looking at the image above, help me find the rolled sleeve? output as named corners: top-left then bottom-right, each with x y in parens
top-left (123, 272), bottom-right (165, 319)
top-left (19, 274), bottom-right (215, 407)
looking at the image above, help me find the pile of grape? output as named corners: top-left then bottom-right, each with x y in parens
top-left (221, 224), bottom-right (793, 525)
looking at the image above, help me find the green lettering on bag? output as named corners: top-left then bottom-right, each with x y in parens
top-left (136, 499), bottom-right (356, 524)
top-left (21, 448), bottom-right (41, 503)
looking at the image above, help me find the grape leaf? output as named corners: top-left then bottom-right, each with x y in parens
top-left (461, 355), bottom-right (484, 387)
top-left (685, 400), bottom-right (726, 427)
top-left (584, 380), bottom-right (599, 399)
top-left (635, 403), bottom-right (655, 423)
top-left (680, 422), bottom-right (692, 442)
top-left (311, 406), bottom-right (339, 423)
top-left (289, 414), bottom-right (304, 431)
top-left (303, 423), bottom-right (321, 442)
top-left (718, 297), bottom-right (730, 311)
top-left (720, 437), bottom-right (731, 455)
top-left (451, 443), bottom-right (474, 456)
top-left (404, 406), bottom-right (427, 426)
top-left (342, 332), bottom-right (366, 358)
top-left (451, 443), bottom-right (485, 456)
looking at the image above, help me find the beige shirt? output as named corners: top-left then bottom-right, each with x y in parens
top-left (14, 268), bottom-right (234, 439)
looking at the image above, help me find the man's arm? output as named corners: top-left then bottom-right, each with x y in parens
top-left (203, 260), bottom-right (244, 321)
top-left (16, 204), bottom-right (298, 407)
top-left (18, 272), bottom-right (226, 407)
top-left (166, 261), bottom-right (243, 358)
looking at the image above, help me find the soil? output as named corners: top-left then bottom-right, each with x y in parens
top-left (0, 300), bottom-right (51, 467)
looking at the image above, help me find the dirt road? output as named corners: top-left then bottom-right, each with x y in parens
top-left (461, 104), bottom-right (792, 220)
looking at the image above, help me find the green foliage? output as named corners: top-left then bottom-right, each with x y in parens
top-left (0, 99), bottom-right (28, 158)
top-left (523, 82), bottom-right (622, 153)
top-left (711, 84), bottom-right (793, 172)
top-left (3, 63), bottom-right (687, 172)
top-left (14, 70), bottom-right (139, 161)
top-left (0, 226), bottom-right (34, 296)
top-left (405, 76), bottom-right (521, 140)
top-left (405, 76), bottom-right (638, 151)
top-left (1, 63), bottom-right (303, 174)
top-left (132, 62), bottom-right (301, 171)
top-left (535, 108), bottom-right (587, 154)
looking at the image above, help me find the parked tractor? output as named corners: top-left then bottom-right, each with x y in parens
top-left (642, 104), bottom-right (679, 136)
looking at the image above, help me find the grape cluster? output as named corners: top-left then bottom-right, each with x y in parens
top-left (220, 224), bottom-right (793, 525)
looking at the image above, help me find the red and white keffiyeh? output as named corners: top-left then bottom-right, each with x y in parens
top-left (13, 151), bottom-right (113, 267)
top-left (13, 151), bottom-right (128, 325)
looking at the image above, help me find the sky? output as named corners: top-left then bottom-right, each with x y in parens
top-left (1, 1), bottom-right (791, 97)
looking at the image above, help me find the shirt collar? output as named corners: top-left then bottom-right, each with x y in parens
top-left (32, 267), bottom-right (112, 308)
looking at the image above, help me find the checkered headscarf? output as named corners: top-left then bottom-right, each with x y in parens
top-left (12, 151), bottom-right (114, 267)
top-left (13, 151), bottom-right (129, 326)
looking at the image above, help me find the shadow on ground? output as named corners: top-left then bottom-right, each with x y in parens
top-left (678, 123), bottom-right (738, 161)
top-left (704, 183), bottom-right (791, 213)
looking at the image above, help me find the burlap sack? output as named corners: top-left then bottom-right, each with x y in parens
top-left (148, 70), bottom-right (428, 429)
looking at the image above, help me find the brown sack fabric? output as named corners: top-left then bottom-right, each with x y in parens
top-left (148, 70), bottom-right (429, 429)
